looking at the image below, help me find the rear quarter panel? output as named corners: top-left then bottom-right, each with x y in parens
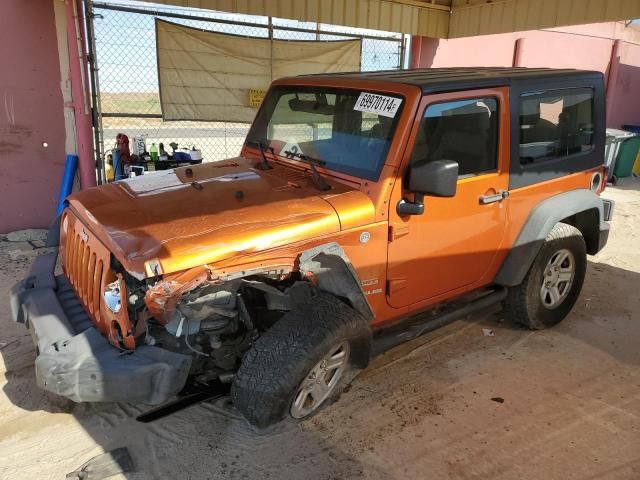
top-left (496, 167), bottom-right (605, 274)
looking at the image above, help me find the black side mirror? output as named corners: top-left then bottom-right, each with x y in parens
top-left (397, 160), bottom-right (459, 216)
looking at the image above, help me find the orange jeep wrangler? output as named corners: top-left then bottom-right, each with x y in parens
top-left (12, 67), bottom-right (613, 428)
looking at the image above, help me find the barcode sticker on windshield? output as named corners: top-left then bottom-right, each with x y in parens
top-left (354, 92), bottom-right (402, 118)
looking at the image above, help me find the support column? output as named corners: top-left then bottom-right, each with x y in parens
top-left (410, 36), bottom-right (423, 68)
top-left (512, 38), bottom-right (524, 67)
top-left (66, 0), bottom-right (96, 188)
top-left (606, 39), bottom-right (620, 127)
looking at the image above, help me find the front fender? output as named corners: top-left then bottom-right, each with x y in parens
top-left (298, 242), bottom-right (374, 321)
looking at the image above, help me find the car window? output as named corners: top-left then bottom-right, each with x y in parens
top-left (411, 98), bottom-right (499, 177)
top-left (247, 87), bottom-right (404, 181)
top-left (519, 88), bottom-right (594, 165)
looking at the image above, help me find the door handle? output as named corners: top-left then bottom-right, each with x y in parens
top-left (479, 190), bottom-right (509, 205)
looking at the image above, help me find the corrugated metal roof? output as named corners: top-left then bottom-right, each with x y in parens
top-left (137, 0), bottom-right (451, 37)
top-left (134, 0), bottom-right (640, 38)
top-left (449, 0), bottom-right (640, 38)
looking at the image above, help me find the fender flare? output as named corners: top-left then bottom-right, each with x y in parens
top-left (494, 189), bottom-right (606, 287)
top-left (298, 242), bottom-right (375, 321)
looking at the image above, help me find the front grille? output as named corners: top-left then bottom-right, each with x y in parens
top-left (62, 213), bottom-right (108, 323)
top-left (60, 211), bottom-right (137, 349)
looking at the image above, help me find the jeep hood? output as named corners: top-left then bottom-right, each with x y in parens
top-left (66, 157), bottom-right (375, 278)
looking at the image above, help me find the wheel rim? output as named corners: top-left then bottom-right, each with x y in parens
top-left (540, 248), bottom-right (575, 310)
top-left (290, 341), bottom-right (350, 419)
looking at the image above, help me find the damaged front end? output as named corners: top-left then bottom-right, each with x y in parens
top-left (130, 263), bottom-right (322, 387)
top-left (10, 226), bottom-right (309, 405)
top-left (12, 202), bottom-right (371, 407)
top-left (127, 240), bottom-right (375, 394)
top-left (10, 249), bottom-right (192, 405)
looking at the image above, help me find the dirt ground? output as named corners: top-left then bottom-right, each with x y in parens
top-left (1, 180), bottom-right (639, 480)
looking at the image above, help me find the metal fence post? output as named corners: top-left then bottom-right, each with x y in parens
top-left (400, 33), bottom-right (407, 70)
top-left (84, 0), bottom-right (106, 184)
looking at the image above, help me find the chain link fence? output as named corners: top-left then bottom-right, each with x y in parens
top-left (89, 1), bottom-right (405, 171)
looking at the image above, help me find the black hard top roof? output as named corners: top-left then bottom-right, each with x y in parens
top-left (302, 67), bottom-right (603, 93)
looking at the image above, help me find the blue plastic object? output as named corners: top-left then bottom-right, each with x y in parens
top-left (623, 124), bottom-right (640, 135)
top-left (173, 151), bottom-right (191, 161)
top-left (112, 148), bottom-right (125, 181)
top-left (56, 154), bottom-right (78, 215)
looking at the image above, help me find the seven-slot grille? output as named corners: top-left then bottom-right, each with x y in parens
top-left (62, 214), bottom-right (108, 323)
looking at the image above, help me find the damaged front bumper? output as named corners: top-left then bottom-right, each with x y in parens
top-left (10, 250), bottom-right (191, 405)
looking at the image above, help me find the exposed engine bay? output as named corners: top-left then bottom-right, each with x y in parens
top-left (101, 241), bottom-right (372, 389)
top-left (13, 229), bottom-right (372, 407)
top-left (120, 263), bottom-right (320, 385)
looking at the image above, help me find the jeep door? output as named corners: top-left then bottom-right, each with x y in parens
top-left (386, 88), bottom-right (510, 309)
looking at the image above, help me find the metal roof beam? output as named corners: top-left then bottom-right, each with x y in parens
top-left (131, 0), bottom-right (452, 37)
top-left (449, 0), bottom-right (640, 38)
top-left (129, 0), bottom-right (640, 38)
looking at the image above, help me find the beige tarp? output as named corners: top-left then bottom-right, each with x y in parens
top-left (156, 20), bottom-right (361, 123)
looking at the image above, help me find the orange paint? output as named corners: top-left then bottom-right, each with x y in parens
top-left (60, 72), bottom-right (607, 345)
top-left (61, 210), bottom-right (135, 348)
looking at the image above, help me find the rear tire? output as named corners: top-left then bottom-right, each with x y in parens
top-left (231, 290), bottom-right (371, 429)
top-left (504, 222), bottom-right (586, 330)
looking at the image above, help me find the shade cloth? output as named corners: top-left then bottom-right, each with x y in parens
top-left (156, 19), bottom-right (361, 123)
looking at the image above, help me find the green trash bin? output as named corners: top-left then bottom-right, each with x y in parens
top-left (605, 129), bottom-right (634, 181)
top-left (613, 136), bottom-right (640, 181)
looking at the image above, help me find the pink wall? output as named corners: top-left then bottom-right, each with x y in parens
top-left (413, 23), bottom-right (640, 129)
top-left (0, 0), bottom-right (67, 233)
top-left (608, 40), bottom-right (640, 129)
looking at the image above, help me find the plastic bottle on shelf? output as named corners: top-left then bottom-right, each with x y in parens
top-left (149, 143), bottom-right (159, 162)
top-left (159, 142), bottom-right (169, 161)
top-left (105, 153), bottom-right (114, 182)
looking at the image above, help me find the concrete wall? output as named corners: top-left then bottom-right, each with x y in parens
top-left (0, 0), bottom-right (67, 233)
top-left (608, 40), bottom-right (640, 129)
top-left (412, 22), bottom-right (640, 129)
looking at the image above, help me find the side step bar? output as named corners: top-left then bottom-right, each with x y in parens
top-left (137, 287), bottom-right (507, 423)
top-left (371, 287), bottom-right (507, 357)
top-left (137, 381), bottom-right (231, 423)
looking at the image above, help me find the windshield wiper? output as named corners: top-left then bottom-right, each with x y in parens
top-left (283, 150), bottom-right (331, 191)
top-left (247, 139), bottom-right (273, 170)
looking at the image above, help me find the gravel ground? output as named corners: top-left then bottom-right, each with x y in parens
top-left (1, 180), bottom-right (639, 480)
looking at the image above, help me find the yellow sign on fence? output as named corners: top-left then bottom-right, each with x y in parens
top-left (249, 89), bottom-right (266, 108)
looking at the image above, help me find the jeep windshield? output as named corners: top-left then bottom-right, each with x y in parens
top-left (246, 86), bottom-right (404, 181)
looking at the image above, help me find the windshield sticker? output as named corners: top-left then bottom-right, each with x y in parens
top-left (354, 92), bottom-right (402, 118)
top-left (280, 143), bottom-right (304, 157)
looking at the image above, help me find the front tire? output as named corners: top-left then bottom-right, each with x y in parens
top-left (504, 222), bottom-right (587, 330)
top-left (231, 290), bottom-right (371, 429)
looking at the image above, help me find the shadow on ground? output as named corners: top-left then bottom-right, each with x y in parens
top-left (1, 238), bottom-right (639, 478)
top-left (609, 176), bottom-right (640, 192)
